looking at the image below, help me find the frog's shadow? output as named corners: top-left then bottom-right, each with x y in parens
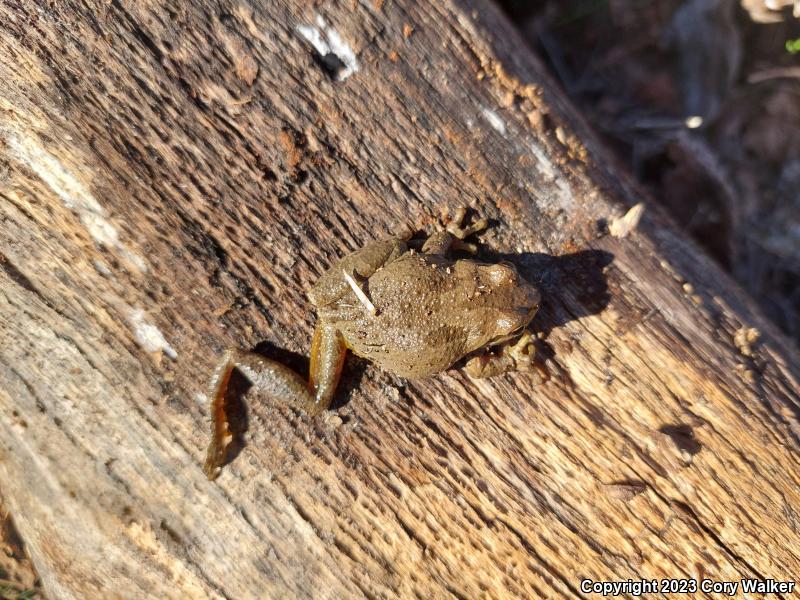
top-left (448, 248), bottom-right (613, 373)
top-left (487, 249), bottom-right (614, 337)
top-left (219, 249), bottom-right (612, 467)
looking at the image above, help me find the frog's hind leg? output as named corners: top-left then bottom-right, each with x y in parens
top-left (307, 238), bottom-right (408, 308)
top-left (204, 324), bottom-right (346, 479)
top-left (423, 206), bottom-right (489, 255)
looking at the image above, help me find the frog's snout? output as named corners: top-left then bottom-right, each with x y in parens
top-left (515, 276), bottom-right (541, 312)
top-left (514, 281), bottom-right (541, 325)
top-left (527, 302), bottom-right (540, 321)
top-left (495, 287), bottom-right (540, 333)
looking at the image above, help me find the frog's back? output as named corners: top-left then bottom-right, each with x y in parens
top-left (322, 253), bottom-right (473, 379)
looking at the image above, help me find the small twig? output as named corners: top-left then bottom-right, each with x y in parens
top-left (343, 270), bottom-right (377, 316)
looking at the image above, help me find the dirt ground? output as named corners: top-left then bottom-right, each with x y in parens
top-left (501, 0), bottom-right (800, 346)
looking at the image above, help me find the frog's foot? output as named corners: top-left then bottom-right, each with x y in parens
top-left (446, 206), bottom-right (489, 239)
top-left (423, 206), bottom-right (489, 255)
top-left (446, 206), bottom-right (489, 253)
top-left (506, 331), bottom-right (535, 363)
top-left (464, 331), bottom-right (549, 382)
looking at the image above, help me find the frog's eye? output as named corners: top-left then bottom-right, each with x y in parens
top-left (495, 315), bottom-right (516, 331)
top-left (486, 263), bottom-right (516, 285)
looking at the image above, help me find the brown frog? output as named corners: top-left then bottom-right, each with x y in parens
top-left (204, 208), bottom-right (545, 479)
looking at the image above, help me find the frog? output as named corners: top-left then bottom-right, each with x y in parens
top-left (204, 207), bottom-right (546, 479)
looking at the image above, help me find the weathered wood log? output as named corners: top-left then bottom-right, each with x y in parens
top-left (1, 0), bottom-right (799, 598)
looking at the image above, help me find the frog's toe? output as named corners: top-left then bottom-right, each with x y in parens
top-left (507, 331), bottom-right (534, 361)
top-left (451, 239), bottom-right (479, 254)
top-left (446, 206), bottom-right (489, 240)
top-left (509, 333), bottom-right (551, 383)
top-left (449, 206), bottom-right (468, 227)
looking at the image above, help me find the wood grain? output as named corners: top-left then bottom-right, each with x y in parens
top-left (1, 0), bottom-right (799, 598)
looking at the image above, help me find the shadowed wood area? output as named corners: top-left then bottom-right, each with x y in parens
top-left (1, 0), bottom-right (800, 598)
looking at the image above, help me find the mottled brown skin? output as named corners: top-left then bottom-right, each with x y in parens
top-left (321, 252), bottom-right (538, 378)
top-left (204, 210), bottom-right (542, 479)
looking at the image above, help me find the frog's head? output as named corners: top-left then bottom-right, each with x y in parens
top-left (460, 261), bottom-right (540, 351)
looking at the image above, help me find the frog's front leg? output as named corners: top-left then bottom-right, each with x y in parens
top-left (464, 332), bottom-right (549, 383)
top-left (203, 323), bottom-right (346, 479)
top-left (422, 206), bottom-right (489, 255)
